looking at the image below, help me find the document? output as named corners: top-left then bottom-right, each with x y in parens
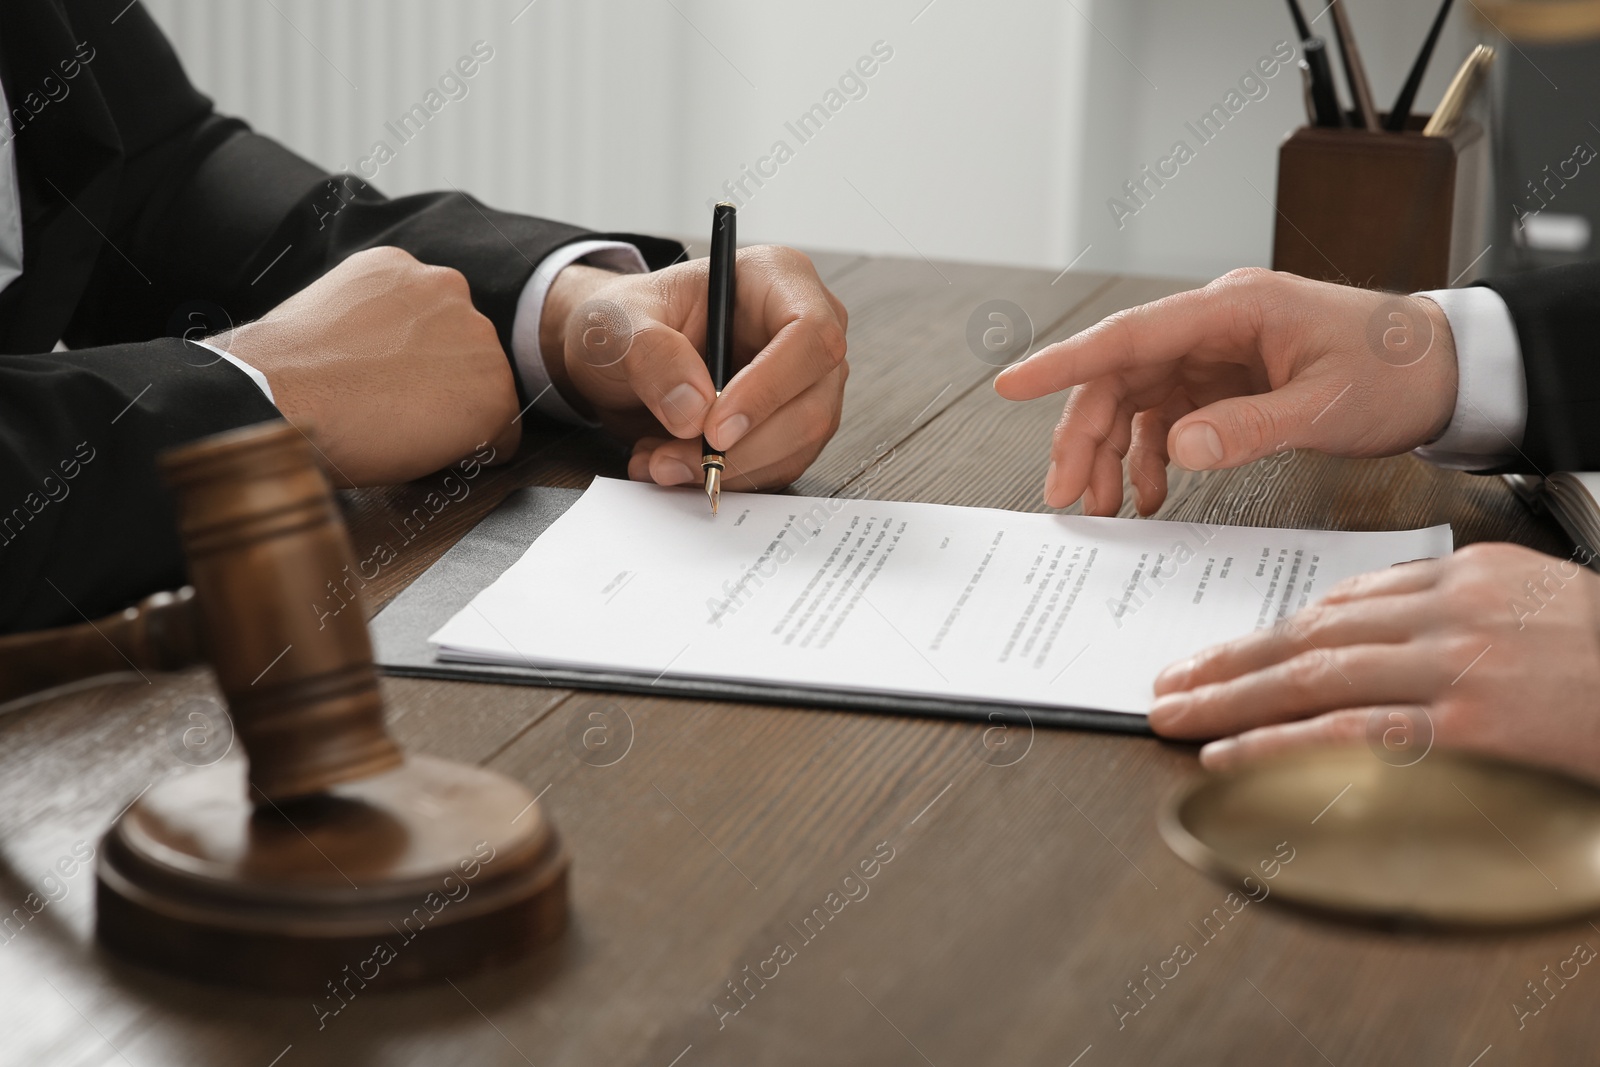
top-left (429, 478), bottom-right (1452, 717)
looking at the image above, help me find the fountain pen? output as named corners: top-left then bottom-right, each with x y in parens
top-left (702, 201), bottom-right (737, 515)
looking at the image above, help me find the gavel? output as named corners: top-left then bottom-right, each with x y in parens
top-left (13, 420), bottom-right (570, 990)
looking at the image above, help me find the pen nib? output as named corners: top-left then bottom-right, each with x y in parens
top-left (704, 465), bottom-right (721, 516)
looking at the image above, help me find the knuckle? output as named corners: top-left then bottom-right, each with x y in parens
top-left (1287, 605), bottom-right (1330, 640)
top-left (1095, 305), bottom-right (1139, 339)
top-left (823, 401), bottom-right (844, 445)
top-left (1453, 541), bottom-right (1519, 567)
top-left (1279, 651), bottom-right (1333, 701)
top-left (365, 245), bottom-right (415, 267)
top-left (1090, 308), bottom-right (1144, 370)
top-left (1447, 543), bottom-right (1535, 598)
top-left (1206, 269), bottom-right (1274, 341)
top-left (1215, 400), bottom-right (1274, 451)
top-left (801, 394), bottom-right (840, 448)
top-left (1213, 266), bottom-right (1276, 292)
top-left (1323, 572), bottom-right (1364, 598)
top-left (430, 263), bottom-right (472, 295)
top-left (471, 311), bottom-right (502, 349)
top-left (1439, 632), bottom-right (1489, 671)
top-left (761, 243), bottom-right (810, 271)
top-left (1321, 712), bottom-right (1368, 745)
top-left (814, 320), bottom-right (848, 367)
top-left (619, 321), bottom-right (669, 372)
top-left (1429, 696), bottom-right (1481, 744)
top-left (1451, 541), bottom-right (1498, 566)
top-left (1451, 571), bottom-right (1502, 612)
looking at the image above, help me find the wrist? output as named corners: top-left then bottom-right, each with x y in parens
top-left (218, 320), bottom-right (310, 422)
top-left (1411, 294), bottom-right (1459, 445)
top-left (539, 263), bottom-right (618, 413)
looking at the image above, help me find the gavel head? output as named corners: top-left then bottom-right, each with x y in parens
top-left (160, 420), bottom-right (403, 801)
top-left (96, 420), bottom-right (568, 990)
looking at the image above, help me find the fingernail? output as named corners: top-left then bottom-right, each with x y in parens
top-left (714, 413), bottom-right (751, 450)
top-left (1082, 485), bottom-right (1098, 516)
top-left (1044, 461), bottom-right (1059, 505)
top-left (1147, 693), bottom-right (1188, 730)
top-left (1199, 737), bottom-right (1237, 770)
top-left (656, 459), bottom-right (695, 485)
top-left (1154, 657), bottom-right (1194, 692)
top-left (662, 383), bottom-right (710, 433)
top-left (1174, 423), bottom-right (1224, 470)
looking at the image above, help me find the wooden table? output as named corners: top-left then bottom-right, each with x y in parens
top-left (1, 249), bottom-right (1586, 1066)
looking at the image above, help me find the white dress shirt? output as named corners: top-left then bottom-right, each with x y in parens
top-left (1411, 286), bottom-right (1528, 470)
top-left (509, 239), bottom-right (649, 426)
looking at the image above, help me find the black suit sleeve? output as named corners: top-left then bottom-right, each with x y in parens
top-left (0, 0), bottom-right (682, 634)
top-left (1477, 261), bottom-right (1600, 474)
top-left (0, 344), bottom-right (280, 634)
top-left (58, 0), bottom-right (685, 370)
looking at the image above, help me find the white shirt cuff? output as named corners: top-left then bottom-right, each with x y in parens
top-left (194, 340), bottom-right (277, 407)
top-left (1412, 287), bottom-right (1527, 471)
top-left (512, 240), bottom-right (650, 427)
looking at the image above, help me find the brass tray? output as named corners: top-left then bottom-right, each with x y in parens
top-left (1159, 746), bottom-right (1600, 927)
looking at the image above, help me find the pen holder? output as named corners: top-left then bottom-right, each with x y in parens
top-left (1271, 117), bottom-right (1488, 292)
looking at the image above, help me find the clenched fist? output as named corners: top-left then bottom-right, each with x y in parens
top-left (220, 246), bottom-right (521, 486)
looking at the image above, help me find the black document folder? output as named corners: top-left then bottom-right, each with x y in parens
top-left (370, 485), bottom-right (1153, 736)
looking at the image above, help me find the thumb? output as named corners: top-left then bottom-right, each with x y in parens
top-left (1168, 380), bottom-right (1340, 470)
top-left (615, 317), bottom-right (718, 439)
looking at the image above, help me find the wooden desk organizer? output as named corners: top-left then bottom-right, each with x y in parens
top-left (1272, 118), bottom-right (1488, 292)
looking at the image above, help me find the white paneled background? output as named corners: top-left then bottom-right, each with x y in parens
top-left (141, 0), bottom-right (1481, 279)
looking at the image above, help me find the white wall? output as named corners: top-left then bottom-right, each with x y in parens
top-left (141, 0), bottom-right (1482, 279)
top-left (1084, 0), bottom-right (1483, 279)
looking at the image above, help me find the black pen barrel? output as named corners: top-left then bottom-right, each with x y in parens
top-left (1303, 39), bottom-right (1344, 128)
top-left (707, 202), bottom-right (737, 392)
top-left (1386, 0), bottom-right (1455, 132)
top-left (1284, 0), bottom-right (1311, 42)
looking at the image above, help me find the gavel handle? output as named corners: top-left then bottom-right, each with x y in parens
top-left (0, 587), bottom-right (203, 707)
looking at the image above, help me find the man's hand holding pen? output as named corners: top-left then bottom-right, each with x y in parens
top-left (538, 244), bottom-right (850, 494)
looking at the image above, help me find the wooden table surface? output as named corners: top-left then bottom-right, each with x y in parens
top-left (2, 249), bottom-right (1588, 1067)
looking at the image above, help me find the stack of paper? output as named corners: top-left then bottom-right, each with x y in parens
top-left (429, 479), bottom-right (1451, 717)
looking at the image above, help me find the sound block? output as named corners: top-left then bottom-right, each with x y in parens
top-left (96, 755), bottom-right (568, 992)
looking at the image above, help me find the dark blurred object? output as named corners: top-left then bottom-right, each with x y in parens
top-left (1162, 746), bottom-right (1600, 926)
top-left (1329, 0), bottom-right (1381, 131)
top-left (0, 586), bottom-right (201, 709)
top-left (1387, 0), bottom-right (1458, 131)
top-left (1477, 2), bottom-right (1600, 272)
top-left (1303, 39), bottom-right (1346, 128)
